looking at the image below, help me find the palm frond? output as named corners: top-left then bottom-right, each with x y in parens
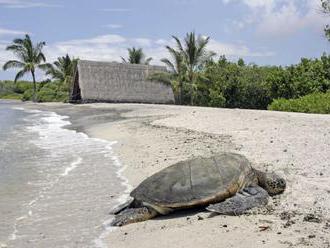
top-left (147, 72), bottom-right (172, 85)
top-left (36, 52), bottom-right (46, 63)
top-left (3, 60), bottom-right (25, 70)
top-left (45, 54), bottom-right (77, 83)
top-left (161, 58), bottom-right (176, 73)
top-left (5, 44), bottom-right (25, 52)
top-left (35, 41), bottom-right (46, 52)
top-left (145, 57), bottom-right (152, 65)
top-left (122, 47), bottom-right (151, 64)
top-left (38, 63), bottom-right (52, 72)
top-left (172, 35), bottom-right (184, 53)
top-left (14, 68), bottom-right (29, 82)
top-left (121, 57), bottom-right (127, 63)
top-left (12, 37), bottom-right (25, 45)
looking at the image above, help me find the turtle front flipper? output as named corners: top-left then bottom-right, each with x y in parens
top-left (206, 186), bottom-right (269, 215)
top-left (111, 207), bottom-right (158, 226)
top-left (109, 198), bottom-right (135, 215)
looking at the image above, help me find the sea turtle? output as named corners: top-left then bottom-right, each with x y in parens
top-left (111, 153), bottom-right (286, 226)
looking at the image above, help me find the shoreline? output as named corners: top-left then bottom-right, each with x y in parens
top-left (1, 102), bottom-right (133, 248)
top-left (8, 101), bottom-right (330, 248)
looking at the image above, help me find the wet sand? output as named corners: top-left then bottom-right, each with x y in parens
top-left (0, 102), bottom-right (128, 248)
top-left (11, 102), bottom-right (330, 248)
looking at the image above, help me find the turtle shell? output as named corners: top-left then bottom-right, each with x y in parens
top-left (131, 153), bottom-right (253, 209)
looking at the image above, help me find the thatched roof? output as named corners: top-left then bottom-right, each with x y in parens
top-left (70, 60), bottom-right (175, 104)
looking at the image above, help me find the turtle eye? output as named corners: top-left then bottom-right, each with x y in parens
top-left (278, 179), bottom-right (286, 188)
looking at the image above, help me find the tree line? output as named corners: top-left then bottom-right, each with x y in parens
top-left (1, 0), bottom-right (330, 113)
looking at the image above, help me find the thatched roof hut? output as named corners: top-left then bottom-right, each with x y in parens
top-left (70, 60), bottom-right (175, 104)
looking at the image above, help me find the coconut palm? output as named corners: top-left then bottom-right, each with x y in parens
top-left (162, 32), bottom-right (215, 105)
top-left (45, 54), bottom-right (78, 91)
top-left (160, 46), bottom-right (187, 104)
top-left (121, 47), bottom-right (152, 65)
top-left (3, 34), bottom-right (47, 102)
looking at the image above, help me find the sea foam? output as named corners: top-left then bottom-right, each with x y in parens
top-left (7, 107), bottom-right (131, 248)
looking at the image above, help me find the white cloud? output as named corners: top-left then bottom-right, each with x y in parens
top-left (223, 0), bottom-right (274, 8)
top-left (134, 38), bottom-right (152, 47)
top-left (0, 42), bottom-right (10, 63)
top-left (43, 35), bottom-right (167, 64)
top-left (0, 26), bottom-right (29, 67)
top-left (0, 33), bottom-right (274, 76)
top-left (57, 35), bottom-right (127, 46)
top-left (155, 39), bottom-right (168, 46)
top-left (224, 0), bottom-right (328, 38)
top-left (0, 27), bottom-right (26, 36)
top-left (42, 34), bottom-right (273, 64)
top-left (257, 2), bottom-right (302, 36)
top-left (208, 39), bottom-right (274, 57)
top-left (0, 0), bottom-right (61, 8)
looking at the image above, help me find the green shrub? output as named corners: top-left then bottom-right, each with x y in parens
top-left (22, 89), bottom-right (34, 101)
top-left (208, 89), bottom-right (226, 107)
top-left (0, 93), bottom-right (22, 100)
top-left (14, 81), bottom-right (33, 94)
top-left (54, 91), bottom-right (69, 102)
top-left (36, 81), bottom-right (68, 102)
top-left (0, 81), bottom-right (15, 95)
top-left (2, 80), bottom-right (69, 102)
top-left (36, 88), bottom-right (57, 102)
top-left (268, 92), bottom-right (330, 114)
top-left (198, 55), bottom-right (330, 109)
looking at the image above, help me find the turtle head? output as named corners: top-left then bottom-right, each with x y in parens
top-left (255, 169), bottom-right (286, 196)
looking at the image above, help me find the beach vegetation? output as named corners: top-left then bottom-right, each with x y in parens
top-left (268, 92), bottom-right (330, 114)
top-left (158, 53), bottom-right (330, 111)
top-left (35, 81), bottom-right (68, 102)
top-left (0, 80), bottom-right (32, 99)
top-left (21, 80), bottom-right (68, 102)
top-left (44, 54), bottom-right (78, 93)
top-left (160, 44), bottom-right (187, 104)
top-left (1, 80), bottom-right (68, 102)
top-left (1, 31), bottom-right (330, 114)
top-left (0, 93), bottom-right (22, 100)
top-left (2, 34), bottom-right (48, 102)
top-left (148, 46), bottom-right (187, 104)
top-left (21, 88), bottom-right (34, 101)
top-left (121, 47), bottom-right (152, 65)
top-left (159, 32), bottom-right (215, 105)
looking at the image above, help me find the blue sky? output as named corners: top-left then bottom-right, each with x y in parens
top-left (0, 0), bottom-right (329, 80)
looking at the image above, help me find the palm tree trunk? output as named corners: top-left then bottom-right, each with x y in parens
top-left (189, 70), bottom-right (194, 106)
top-left (31, 70), bottom-right (37, 102)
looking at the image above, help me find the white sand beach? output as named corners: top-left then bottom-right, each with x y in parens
top-left (85, 103), bottom-right (330, 248)
top-left (18, 103), bottom-right (330, 247)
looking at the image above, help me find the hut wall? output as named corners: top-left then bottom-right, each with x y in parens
top-left (75, 60), bottom-right (175, 104)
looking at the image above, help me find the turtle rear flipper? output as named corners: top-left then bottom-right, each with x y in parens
top-left (206, 186), bottom-right (269, 215)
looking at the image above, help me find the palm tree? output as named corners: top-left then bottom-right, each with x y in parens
top-left (121, 47), bottom-right (152, 65)
top-left (160, 47), bottom-right (187, 104)
top-left (3, 34), bottom-right (47, 102)
top-left (44, 54), bottom-right (78, 92)
top-left (163, 32), bottom-right (215, 105)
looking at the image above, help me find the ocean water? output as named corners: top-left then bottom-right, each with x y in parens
top-left (0, 102), bottom-right (130, 248)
